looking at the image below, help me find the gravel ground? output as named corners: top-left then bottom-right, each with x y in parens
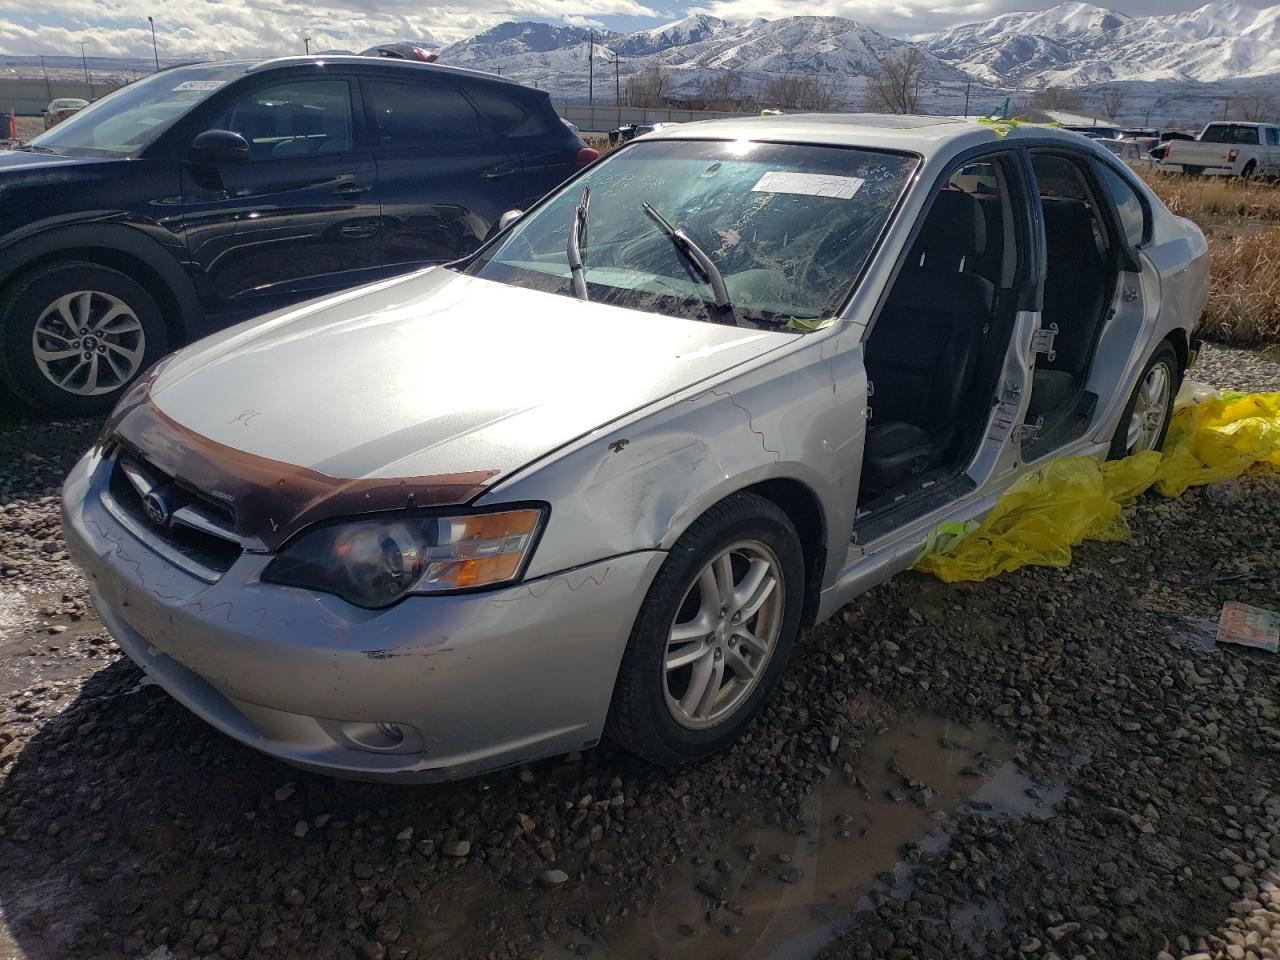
top-left (0, 342), bottom-right (1277, 960)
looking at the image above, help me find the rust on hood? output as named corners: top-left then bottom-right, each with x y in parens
top-left (104, 374), bottom-right (498, 551)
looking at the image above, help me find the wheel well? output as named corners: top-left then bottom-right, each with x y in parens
top-left (1165, 328), bottom-right (1189, 378)
top-left (2, 248), bottom-right (188, 344)
top-left (742, 477), bottom-right (827, 628)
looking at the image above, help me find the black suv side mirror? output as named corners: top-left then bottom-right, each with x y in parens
top-left (497, 209), bottom-right (524, 231)
top-left (191, 129), bottom-right (250, 163)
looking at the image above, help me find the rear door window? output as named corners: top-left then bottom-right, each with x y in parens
top-left (364, 80), bottom-right (481, 148)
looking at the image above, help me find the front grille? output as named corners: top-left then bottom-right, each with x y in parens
top-left (102, 451), bottom-right (242, 581)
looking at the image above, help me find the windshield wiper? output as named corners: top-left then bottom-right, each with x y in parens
top-left (642, 201), bottom-right (736, 324)
top-left (566, 186), bottom-right (590, 301)
top-left (16, 144), bottom-right (56, 154)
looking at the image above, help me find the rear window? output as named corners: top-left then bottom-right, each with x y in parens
top-left (365, 80), bottom-right (481, 147)
top-left (467, 88), bottom-right (550, 137)
top-left (1201, 124), bottom-right (1260, 145)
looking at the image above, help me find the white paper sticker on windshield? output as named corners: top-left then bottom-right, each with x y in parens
top-left (751, 171), bottom-right (865, 200)
top-left (173, 80), bottom-right (227, 92)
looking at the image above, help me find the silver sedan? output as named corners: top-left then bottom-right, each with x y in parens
top-left (63, 114), bottom-right (1208, 781)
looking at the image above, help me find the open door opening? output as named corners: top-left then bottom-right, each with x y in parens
top-left (1021, 152), bottom-right (1124, 454)
top-left (856, 154), bottom-right (1026, 519)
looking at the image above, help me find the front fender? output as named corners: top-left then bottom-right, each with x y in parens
top-left (479, 334), bottom-right (867, 590)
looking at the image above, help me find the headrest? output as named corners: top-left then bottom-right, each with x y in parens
top-left (915, 190), bottom-right (987, 258)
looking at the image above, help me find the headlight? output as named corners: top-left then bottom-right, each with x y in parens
top-left (262, 507), bottom-right (545, 608)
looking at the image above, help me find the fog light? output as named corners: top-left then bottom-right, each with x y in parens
top-left (334, 720), bottom-right (420, 753)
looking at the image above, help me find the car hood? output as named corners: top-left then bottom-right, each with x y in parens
top-left (116, 268), bottom-right (792, 544)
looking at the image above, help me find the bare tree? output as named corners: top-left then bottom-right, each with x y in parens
top-left (1229, 93), bottom-right (1278, 122)
top-left (621, 65), bottom-right (668, 108)
top-left (1030, 85), bottom-right (1085, 111)
top-left (1093, 86), bottom-right (1128, 121)
top-left (758, 74), bottom-right (841, 112)
top-left (862, 46), bottom-right (927, 115)
top-left (696, 71), bottom-right (745, 111)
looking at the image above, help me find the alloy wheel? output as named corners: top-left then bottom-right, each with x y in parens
top-left (31, 290), bottom-right (147, 397)
top-left (663, 540), bottom-right (784, 730)
top-left (1125, 362), bottom-right (1171, 454)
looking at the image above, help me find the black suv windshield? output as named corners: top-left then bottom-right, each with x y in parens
top-left (26, 64), bottom-right (248, 158)
top-left (463, 139), bottom-right (917, 329)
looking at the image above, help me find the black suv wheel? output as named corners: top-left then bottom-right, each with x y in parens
top-left (0, 261), bottom-right (167, 417)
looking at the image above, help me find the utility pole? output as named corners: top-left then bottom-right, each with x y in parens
top-left (40, 55), bottom-right (51, 100)
top-left (304, 36), bottom-right (311, 54)
top-left (588, 30), bottom-right (594, 108)
top-left (963, 77), bottom-right (971, 118)
top-left (607, 52), bottom-right (621, 127)
top-left (148, 17), bottom-right (159, 71)
top-left (80, 41), bottom-right (90, 94)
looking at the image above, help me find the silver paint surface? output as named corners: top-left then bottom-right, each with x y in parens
top-left (63, 116), bottom-right (1210, 781)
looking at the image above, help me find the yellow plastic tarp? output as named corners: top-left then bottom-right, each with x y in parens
top-left (913, 385), bottom-right (1280, 583)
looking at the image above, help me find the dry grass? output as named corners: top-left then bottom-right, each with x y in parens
top-left (1138, 168), bottom-right (1280, 224)
top-left (1138, 168), bottom-right (1280, 346)
top-left (1199, 230), bottom-right (1280, 346)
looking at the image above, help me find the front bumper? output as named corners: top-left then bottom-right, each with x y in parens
top-left (62, 447), bottom-right (663, 782)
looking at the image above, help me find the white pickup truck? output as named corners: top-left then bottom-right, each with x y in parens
top-left (1160, 121), bottom-right (1280, 178)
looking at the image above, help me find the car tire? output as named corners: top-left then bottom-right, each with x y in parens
top-left (606, 492), bottom-right (805, 766)
top-left (0, 261), bottom-right (168, 417)
top-left (1108, 340), bottom-right (1179, 460)
top-left (1242, 161), bottom-right (1258, 181)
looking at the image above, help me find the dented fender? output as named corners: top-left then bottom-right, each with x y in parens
top-left (482, 330), bottom-right (869, 589)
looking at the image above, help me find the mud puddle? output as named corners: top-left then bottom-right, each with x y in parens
top-left (0, 585), bottom-right (107, 693)
top-left (585, 715), bottom-right (1066, 960)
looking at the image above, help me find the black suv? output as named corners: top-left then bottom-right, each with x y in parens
top-left (0, 57), bottom-right (594, 414)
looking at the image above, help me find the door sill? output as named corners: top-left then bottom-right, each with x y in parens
top-left (854, 471), bottom-right (978, 546)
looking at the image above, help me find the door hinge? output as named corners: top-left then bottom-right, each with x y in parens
top-left (866, 379), bottom-right (875, 398)
top-left (1030, 323), bottom-right (1058, 362)
top-left (1012, 415), bottom-right (1044, 443)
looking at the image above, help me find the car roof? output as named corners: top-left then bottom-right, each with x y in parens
top-left (638, 112), bottom-right (1101, 157)
top-left (243, 55), bottom-right (530, 89)
top-left (155, 56), bottom-right (534, 93)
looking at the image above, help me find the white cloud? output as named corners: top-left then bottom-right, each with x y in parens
top-left (0, 0), bottom-right (1248, 59)
top-left (0, 0), bottom-right (656, 58)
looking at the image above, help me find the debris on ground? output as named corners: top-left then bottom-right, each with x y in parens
top-left (1217, 600), bottom-right (1280, 652)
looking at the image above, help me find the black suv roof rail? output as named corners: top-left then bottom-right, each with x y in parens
top-left (246, 55), bottom-right (520, 87)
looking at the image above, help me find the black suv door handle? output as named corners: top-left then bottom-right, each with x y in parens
top-left (482, 165), bottom-right (515, 181)
top-left (333, 182), bottom-right (371, 197)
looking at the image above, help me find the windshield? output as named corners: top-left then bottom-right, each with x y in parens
top-left (463, 139), bottom-right (917, 329)
top-left (26, 65), bottom-right (247, 158)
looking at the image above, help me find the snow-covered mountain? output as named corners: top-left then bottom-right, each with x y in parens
top-left (613, 15), bottom-right (728, 56)
top-left (924, 0), bottom-right (1280, 87)
top-left (441, 21), bottom-right (617, 67)
top-left (438, 14), bottom-right (967, 103)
